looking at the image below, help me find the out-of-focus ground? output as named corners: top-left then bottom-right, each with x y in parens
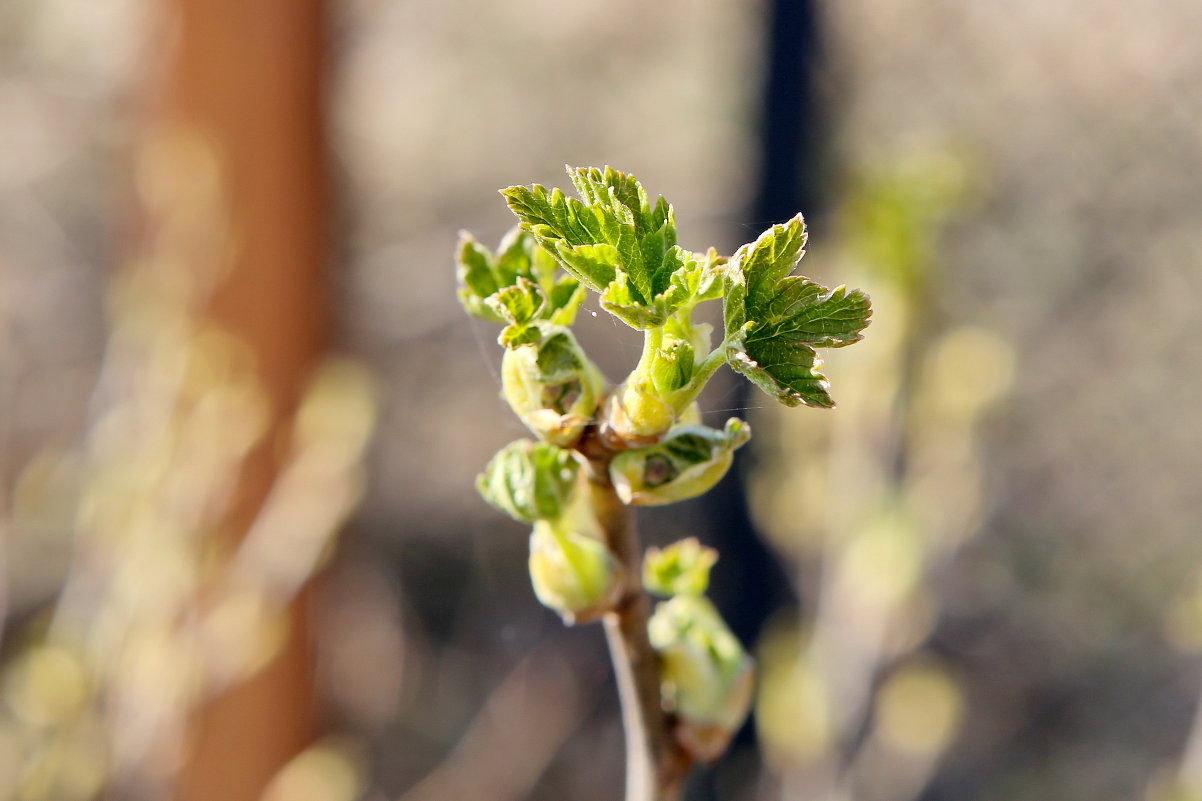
top-left (1, 0), bottom-right (1201, 800)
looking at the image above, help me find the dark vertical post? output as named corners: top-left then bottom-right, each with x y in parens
top-left (752, 0), bottom-right (825, 227)
top-left (706, 0), bottom-right (823, 675)
top-left (693, 0), bottom-right (823, 796)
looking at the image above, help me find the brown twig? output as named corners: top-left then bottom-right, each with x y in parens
top-left (578, 427), bottom-right (691, 801)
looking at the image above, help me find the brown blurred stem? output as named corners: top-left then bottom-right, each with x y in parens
top-left (579, 429), bottom-right (691, 801)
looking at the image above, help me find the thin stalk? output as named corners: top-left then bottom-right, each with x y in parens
top-left (577, 429), bottom-right (691, 801)
top-left (634, 326), bottom-right (665, 377)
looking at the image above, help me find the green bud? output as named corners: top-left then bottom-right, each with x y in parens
top-left (644, 538), bottom-right (717, 597)
top-left (501, 324), bottom-right (605, 447)
top-left (528, 517), bottom-right (621, 624)
top-left (609, 418), bottom-right (751, 506)
top-left (648, 595), bottom-right (754, 762)
top-left (649, 335), bottom-right (695, 396)
top-left (602, 379), bottom-right (678, 448)
top-left (649, 317), bottom-right (711, 394)
top-left (476, 439), bottom-right (580, 523)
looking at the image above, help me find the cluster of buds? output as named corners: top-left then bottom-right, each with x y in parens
top-left (476, 439), bottom-right (621, 623)
top-left (457, 166), bottom-right (871, 773)
top-left (462, 224), bottom-right (755, 734)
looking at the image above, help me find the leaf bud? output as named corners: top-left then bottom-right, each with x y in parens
top-left (601, 379), bottom-right (678, 448)
top-left (475, 439), bottom-right (580, 523)
top-left (652, 319), bottom-right (712, 398)
top-left (609, 418), bottom-right (751, 506)
top-left (649, 336), bottom-right (695, 396)
top-left (528, 518), bottom-right (621, 624)
top-left (648, 595), bottom-right (754, 762)
top-left (643, 537), bottom-right (717, 597)
top-left (501, 324), bottom-right (605, 447)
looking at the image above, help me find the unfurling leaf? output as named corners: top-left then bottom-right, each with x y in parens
top-left (487, 278), bottom-right (546, 347)
top-left (501, 324), bottom-right (606, 447)
top-left (486, 277), bottom-right (544, 324)
top-left (609, 418), bottom-right (751, 506)
top-left (455, 228), bottom-right (586, 331)
top-left (476, 439), bottom-right (580, 523)
top-left (723, 214), bottom-right (872, 408)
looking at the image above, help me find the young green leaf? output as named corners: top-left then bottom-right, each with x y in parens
top-left (502, 166), bottom-right (717, 329)
top-left (723, 214), bottom-right (872, 408)
top-left (486, 278), bottom-right (546, 347)
top-left (456, 228), bottom-right (586, 331)
top-left (456, 233), bottom-right (509, 323)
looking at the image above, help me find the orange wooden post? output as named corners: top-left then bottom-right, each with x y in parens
top-left (147, 1), bottom-right (332, 799)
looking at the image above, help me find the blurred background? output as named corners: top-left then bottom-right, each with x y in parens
top-left (2, 0), bottom-right (1201, 800)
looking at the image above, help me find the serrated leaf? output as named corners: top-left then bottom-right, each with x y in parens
top-left (752, 279), bottom-right (872, 349)
top-left (724, 214), bottom-right (872, 408)
top-left (726, 332), bottom-right (834, 407)
top-left (601, 271), bottom-right (668, 328)
top-left (504, 166), bottom-right (720, 330)
top-left (501, 185), bottom-right (620, 290)
top-left (596, 248), bottom-right (710, 330)
top-left (685, 248), bottom-right (728, 302)
top-left (551, 242), bottom-right (624, 292)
